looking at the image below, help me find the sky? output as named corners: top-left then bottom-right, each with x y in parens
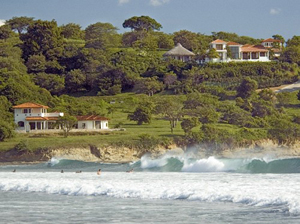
top-left (0, 0), bottom-right (300, 40)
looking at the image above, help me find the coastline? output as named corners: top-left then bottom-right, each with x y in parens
top-left (2, 139), bottom-right (300, 166)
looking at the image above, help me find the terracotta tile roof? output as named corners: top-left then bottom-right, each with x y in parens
top-left (262, 38), bottom-right (282, 43)
top-left (241, 45), bottom-right (269, 52)
top-left (13, 102), bottom-right (49, 109)
top-left (227, 41), bottom-right (242, 46)
top-left (76, 115), bottom-right (109, 121)
top-left (211, 39), bottom-right (227, 44)
top-left (26, 117), bottom-right (59, 121)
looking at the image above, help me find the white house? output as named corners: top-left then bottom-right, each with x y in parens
top-left (13, 102), bottom-right (64, 132)
top-left (205, 39), bottom-right (270, 63)
top-left (261, 38), bottom-right (283, 58)
top-left (13, 102), bottom-right (109, 132)
top-left (76, 115), bottom-right (109, 130)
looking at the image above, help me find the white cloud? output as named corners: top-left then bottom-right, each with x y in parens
top-left (149, 0), bottom-right (170, 6)
top-left (0, 19), bottom-right (5, 27)
top-left (118, 0), bottom-right (130, 5)
top-left (270, 8), bottom-right (281, 15)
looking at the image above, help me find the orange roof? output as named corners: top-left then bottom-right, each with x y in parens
top-left (262, 38), bottom-right (282, 43)
top-left (227, 41), bottom-right (241, 46)
top-left (241, 45), bottom-right (269, 52)
top-left (13, 102), bottom-right (49, 109)
top-left (76, 115), bottom-right (109, 121)
top-left (25, 117), bottom-right (59, 121)
top-left (211, 39), bottom-right (227, 44)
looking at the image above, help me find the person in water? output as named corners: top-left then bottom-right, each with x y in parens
top-left (61, 170), bottom-right (64, 173)
top-left (12, 169), bottom-right (16, 172)
top-left (126, 168), bottom-right (134, 173)
top-left (97, 169), bottom-right (101, 175)
top-left (76, 170), bottom-right (82, 173)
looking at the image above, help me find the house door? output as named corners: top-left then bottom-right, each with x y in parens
top-left (29, 122), bottom-right (36, 130)
top-left (95, 121), bottom-right (101, 129)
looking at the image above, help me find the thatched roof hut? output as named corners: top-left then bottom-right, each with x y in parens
top-left (163, 43), bottom-right (195, 62)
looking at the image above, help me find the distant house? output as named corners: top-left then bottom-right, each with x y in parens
top-left (76, 115), bottom-right (109, 130)
top-left (13, 102), bottom-right (109, 132)
top-left (205, 39), bottom-right (272, 63)
top-left (163, 43), bottom-right (195, 62)
top-left (13, 102), bottom-right (64, 132)
top-left (261, 38), bottom-right (283, 59)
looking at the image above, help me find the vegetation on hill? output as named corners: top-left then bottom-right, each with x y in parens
top-left (1, 16), bottom-right (300, 154)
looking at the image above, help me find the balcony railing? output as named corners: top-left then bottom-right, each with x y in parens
top-left (22, 112), bottom-right (64, 117)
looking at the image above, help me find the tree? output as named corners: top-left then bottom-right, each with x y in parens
top-left (259, 89), bottom-right (276, 102)
top-left (156, 97), bottom-right (183, 133)
top-left (56, 115), bottom-right (77, 137)
top-left (123, 16), bottom-right (162, 32)
top-left (207, 48), bottom-right (219, 59)
top-left (65, 69), bottom-right (86, 93)
top-left (280, 46), bottom-right (300, 65)
top-left (61, 23), bottom-right (84, 39)
top-left (134, 77), bottom-right (164, 96)
top-left (34, 73), bottom-right (65, 95)
top-left (286, 36), bottom-right (300, 47)
top-left (128, 106), bottom-right (152, 125)
top-left (85, 22), bottom-right (120, 49)
top-left (181, 117), bottom-right (199, 135)
top-left (128, 100), bottom-right (154, 125)
top-left (6, 16), bottom-right (34, 34)
top-left (26, 54), bottom-right (46, 73)
top-left (236, 77), bottom-right (258, 99)
top-left (276, 92), bottom-right (295, 106)
top-left (198, 107), bottom-right (220, 124)
top-left (272, 34), bottom-right (285, 44)
top-left (21, 20), bottom-right (64, 62)
top-left (96, 68), bottom-right (131, 95)
top-left (0, 120), bottom-right (15, 141)
top-left (0, 25), bottom-right (14, 40)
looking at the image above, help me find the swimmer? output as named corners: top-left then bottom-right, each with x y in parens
top-left (97, 169), bottom-right (101, 175)
top-left (126, 168), bottom-right (133, 173)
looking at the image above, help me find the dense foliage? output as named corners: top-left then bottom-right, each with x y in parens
top-left (1, 16), bottom-right (300, 147)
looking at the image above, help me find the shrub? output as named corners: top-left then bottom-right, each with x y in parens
top-left (0, 121), bottom-right (15, 141)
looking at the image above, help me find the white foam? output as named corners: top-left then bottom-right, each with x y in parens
top-left (0, 172), bottom-right (299, 215)
top-left (47, 157), bottom-right (60, 166)
top-left (182, 156), bottom-right (225, 172)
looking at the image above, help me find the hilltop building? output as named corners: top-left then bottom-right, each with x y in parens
top-left (261, 38), bottom-right (283, 59)
top-left (163, 43), bottom-right (195, 62)
top-left (13, 102), bottom-right (109, 132)
top-left (205, 39), bottom-right (271, 63)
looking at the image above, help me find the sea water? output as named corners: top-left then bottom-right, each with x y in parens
top-left (1, 153), bottom-right (300, 223)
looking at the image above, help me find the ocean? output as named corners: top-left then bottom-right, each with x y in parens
top-left (1, 152), bottom-right (300, 223)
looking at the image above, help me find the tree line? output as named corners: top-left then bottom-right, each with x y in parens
top-left (1, 15), bottom-right (300, 145)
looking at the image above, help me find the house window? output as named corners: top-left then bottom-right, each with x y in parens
top-left (23, 109), bottom-right (31, 113)
top-left (251, 52), bottom-right (259, 59)
top-left (242, 52), bottom-right (250, 60)
top-left (216, 44), bottom-right (223, 50)
top-left (18, 121), bottom-right (24, 127)
top-left (260, 52), bottom-right (266, 57)
top-left (229, 46), bottom-right (239, 59)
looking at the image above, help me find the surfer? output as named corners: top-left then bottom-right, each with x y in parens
top-left (76, 170), bottom-right (82, 173)
top-left (126, 168), bottom-right (133, 173)
top-left (12, 169), bottom-right (16, 172)
top-left (97, 169), bottom-right (101, 175)
top-left (61, 170), bottom-right (64, 173)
